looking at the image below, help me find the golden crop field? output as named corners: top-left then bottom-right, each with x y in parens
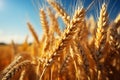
top-left (0, 0), bottom-right (120, 80)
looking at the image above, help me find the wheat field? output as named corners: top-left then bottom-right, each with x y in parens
top-left (0, 0), bottom-right (120, 80)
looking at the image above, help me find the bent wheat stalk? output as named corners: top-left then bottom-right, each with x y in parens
top-left (1, 56), bottom-right (22, 77)
top-left (2, 60), bottom-right (31, 80)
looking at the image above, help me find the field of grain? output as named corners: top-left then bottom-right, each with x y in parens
top-left (0, 0), bottom-right (120, 80)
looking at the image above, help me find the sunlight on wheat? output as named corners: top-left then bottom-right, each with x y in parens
top-left (0, 0), bottom-right (120, 80)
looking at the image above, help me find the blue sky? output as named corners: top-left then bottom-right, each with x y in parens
top-left (0, 0), bottom-right (41, 43)
top-left (0, 0), bottom-right (120, 43)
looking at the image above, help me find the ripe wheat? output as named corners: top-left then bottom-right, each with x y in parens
top-left (0, 0), bottom-right (120, 80)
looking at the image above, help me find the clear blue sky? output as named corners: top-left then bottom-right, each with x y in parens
top-left (0, 0), bottom-right (41, 43)
top-left (0, 0), bottom-right (120, 43)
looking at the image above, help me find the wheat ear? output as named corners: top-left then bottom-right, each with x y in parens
top-left (95, 3), bottom-right (109, 60)
top-left (109, 14), bottom-right (120, 53)
top-left (40, 7), bottom-right (85, 80)
top-left (40, 9), bottom-right (49, 36)
top-left (2, 60), bottom-right (31, 80)
top-left (11, 40), bottom-right (17, 54)
top-left (71, 8), bottom-right (87, 42)
top-left (21, 35), bottom-right (29, 51)
top-left (95, 3), bottom-right (108, 50)
top-left (47, 0), bottom-right (70, 26)
top-left (27, 22), bottom-right (39, 44)
top-left (47, 8), bottom-right (61, 36)
top-left (45, 8), bottom-right (85, 67)
top-left (1, 56), bottom-right (22, 77)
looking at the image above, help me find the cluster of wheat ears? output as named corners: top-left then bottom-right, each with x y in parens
top-left (0, 0), bottom-right (120, 80)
